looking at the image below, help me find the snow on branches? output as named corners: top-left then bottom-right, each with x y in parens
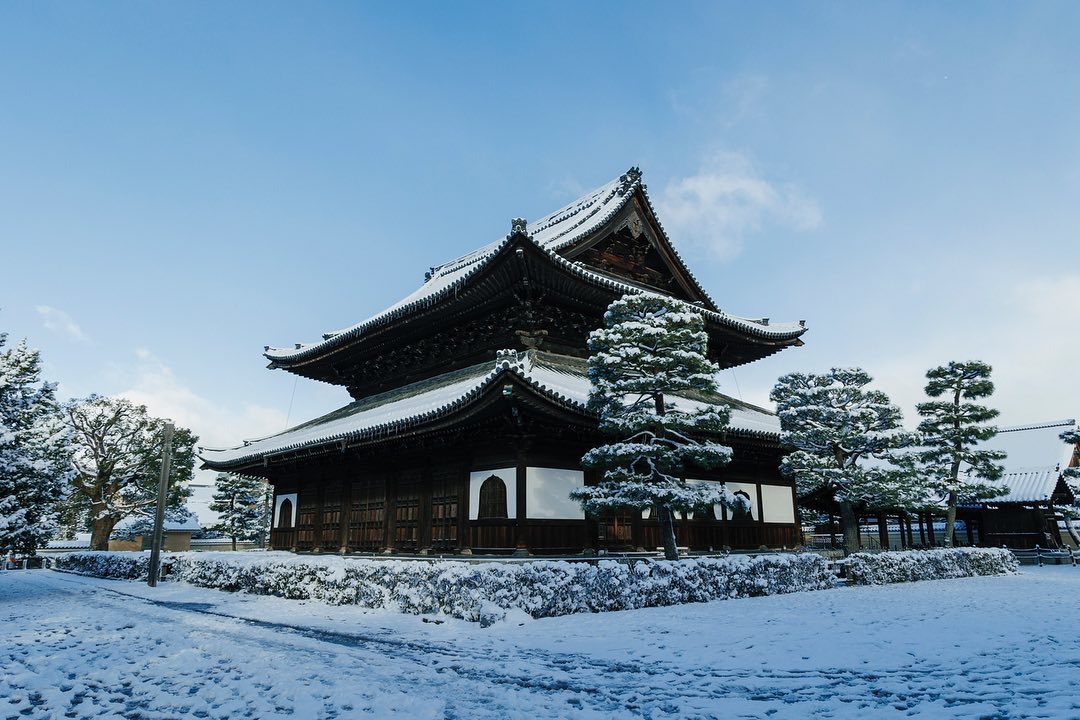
top-left (64, 396), bottom-right (196, 550)
top-left (909, 361), bottom-right (1006, 547)
top-left (0, 334), bottom-right (70, 555)
top-left (573, 294), bottom-right (735, 558)
top-left (770, 367), bottom-right (915, 556)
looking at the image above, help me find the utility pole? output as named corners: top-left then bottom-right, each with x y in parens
top-left (147, 422), bottom-right (174, 588)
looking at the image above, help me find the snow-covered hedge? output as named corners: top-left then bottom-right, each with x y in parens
top-left (846, 547), bottom-right (1018, 585)
top-left (56, 551), bottom-right (833, 625)
top-left (54, 551), bottom-right (151, 580)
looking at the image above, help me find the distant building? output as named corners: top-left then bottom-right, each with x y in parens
top-left (960, 419), bottom-right (1078, 548)
top-left (201, 168), bottom-right (808, 554)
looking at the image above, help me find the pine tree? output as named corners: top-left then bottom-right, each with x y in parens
top-left (571, 294), bottom-right (735, 560)
top-left (1059, 428), bottom-right (1080, 546)
top-left (770, 368), bottom-right (916, 556)
top-left (209, 473), bottom-right (268, 550)
top-left (63, 396), bottom-right (195, 550)
top-left (0, 334), bottom-right (70, 555)
top-left (912, 361), bottom-right (1006, 547)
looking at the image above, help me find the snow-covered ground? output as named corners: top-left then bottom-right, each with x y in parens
top-left (2, 567), bottom-right (1078, 719)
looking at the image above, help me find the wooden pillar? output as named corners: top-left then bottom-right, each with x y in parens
top-left (926, 512), bottom-right (936, 546)
top-left (459, 460), bottom-right (472, 554)
top-left (877, 512), bottom-right (889, 550)
top-left (418, 462), bottom-right (432, 554)
top-left (829, 513), bottom-right (837, 549)
top-left (965, 515), bottom-right (975, 546)
top-left (918, 513), bottom-right (926, 545)
top-left (755, 483), bottom-right (766, 548)
top-left (631, 507), bottom-right (644, 551)
top-left (384, 471), bottom-right (397, 553)
top-left (515, 452), bottom-right (528, 555)
top-left (312, 474), bottom-right (325, 553)
top-left (339, 470), bottom-right (351, 554)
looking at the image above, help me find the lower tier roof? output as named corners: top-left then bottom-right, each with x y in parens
top-left (200, 350), bottom-right (780, 470)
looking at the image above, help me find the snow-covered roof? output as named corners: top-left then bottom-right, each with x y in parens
top-left (45, 539), bottom-right (91, 550)
top-left (265, 168), bottom-right (806, 364)
top-left (981, 419), bottom-right (1077, 471)
top-left (975, 419), bottom-right (1077, 504)
top-left (201, 350), bottom-right (780, 468)
top-left (113, 515), bottom-right (202, 533)
top-left (984, 467), bottom-right (1063, 504)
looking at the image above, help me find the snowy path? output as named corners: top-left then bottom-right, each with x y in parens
top-left (2, 568), bottom-right (1079, 719)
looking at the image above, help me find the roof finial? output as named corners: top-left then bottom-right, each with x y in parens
top-left (617, 166), bottom-right (642, 195)
top-left (507, 217), bottom-right (529, 239)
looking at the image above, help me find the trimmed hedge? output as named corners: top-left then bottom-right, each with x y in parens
top-left (846, 547), bottom-right (1018, 585)
top-left (55, 551), bottom-right (834, 625)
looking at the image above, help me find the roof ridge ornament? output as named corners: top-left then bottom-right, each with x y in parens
top-left (507, 217), bottom-right (529, 240)
top-left (494, 348), bottom-right (527, 374)
top-left (617, 166), bottom-right (642, 195)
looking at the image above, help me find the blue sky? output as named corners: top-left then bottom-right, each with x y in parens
top-left (2, 2), bottom-right (1078, 519)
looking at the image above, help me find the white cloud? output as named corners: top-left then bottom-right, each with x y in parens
top-left (657, 152), bottom-right (822, 261)
top-left (863, 274), bottom-right (1080, 427)
top-left (115, 349), bottom-right (286, 449)
top-left (35, 305), bottom-right (89, 343)
top-left (112, 349), bottom-right (289, 525)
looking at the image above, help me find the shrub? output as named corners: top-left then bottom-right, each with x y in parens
top-left (55, 551), bottom-right (834, 625)
top-left (846, 547), bottom-right (1018, 585)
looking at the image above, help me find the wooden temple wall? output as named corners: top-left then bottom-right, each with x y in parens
top-left (266, 441), bottom-right (799, 554)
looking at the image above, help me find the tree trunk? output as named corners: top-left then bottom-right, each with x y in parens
top-left (1063, 513), bottom-right (1080, 548)
top-left (90, 513), bottom-right (117, 551)
top-left (838, 500), bottom-right (859, 557)
top-left (943, 489), bottom-right (958, 547)
top-left (659, 506), bottom-right (679, 560)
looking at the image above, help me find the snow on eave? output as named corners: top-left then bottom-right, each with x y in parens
top-left (547, 251), bottom-right (806, 341)
top-left (205, 351), bottom-right (779, 469)
top-left (264, 173), bottom-right (635, 365)
top-left (201, 358), bottom-right (581, 468)
top-left (264, 168), bottom-right (805, 365)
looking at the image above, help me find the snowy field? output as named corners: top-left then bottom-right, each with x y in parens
top-left (2, 567), bottom-right (1078, 719)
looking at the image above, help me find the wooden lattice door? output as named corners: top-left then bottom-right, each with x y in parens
top-left (394, 472), bottom-right (421, 552)
top-left (295, 494), bottom-right (317, 551)
top-left (430, 468), bottom-right (459, 551)
top-left (321, 486), bottom-right (342, 551)
top-left (349, 478), bottom-right (385, 552)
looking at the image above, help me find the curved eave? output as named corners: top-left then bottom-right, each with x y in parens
top-left (265, 170), bottom-right (806, 370)
top-left (267, 232), bottom-right (805, 379)
top-left (200, 362), bottom-right (780, 473)
top-left (200, 365), bottom-right (593, 472)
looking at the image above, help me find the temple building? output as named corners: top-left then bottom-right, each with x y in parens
top-left (957, 419), bottom-right (1078, 548)
top-left (200, 168), bottom-right (808, 554)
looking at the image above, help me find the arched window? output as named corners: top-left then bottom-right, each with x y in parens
top-left (277, 498), bottom-right (293, 529)
top-left (478, 475), bottom-right (508, 519)
top-left (730, 491), bottom-right (752, 521)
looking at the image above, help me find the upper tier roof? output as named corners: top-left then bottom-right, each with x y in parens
top-left (265, 168), bottom-right (806, 366)
top-left (200, 350), bottom-right (781, 471)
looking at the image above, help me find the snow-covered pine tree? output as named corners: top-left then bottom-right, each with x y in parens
top-left (1059, 428), bottom-right (1080, 546)
top-left (912, 361), bottom-right (1006, 547)
top-left (209, 473), bottom-right (269, 550)
top-left (0, 334), bottom-right (70, 555)
top-left (570, 294), bottom-right (735, 560)
top-left (64, 396), bottom-right (196, 550)
top-left (770, 368), bottom-right (916, 556)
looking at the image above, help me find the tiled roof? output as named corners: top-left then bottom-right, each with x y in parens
top-left (984, 467), bottom-right (1062, 504)
top-left (981, 419), bottom-right (1077, 475)
top-left (265, 168), bottom-right (806, 363)
top-left (201, 351), bottom-right (780, 468)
